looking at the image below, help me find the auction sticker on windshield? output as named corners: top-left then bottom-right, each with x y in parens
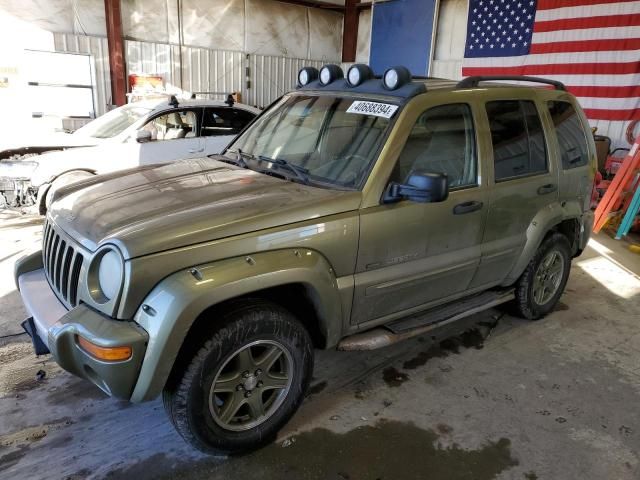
top-left (346, 101), bottom-right (398, 119)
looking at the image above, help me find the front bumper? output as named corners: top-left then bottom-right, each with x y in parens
top-left (18, 266), bottom-right (149, 400)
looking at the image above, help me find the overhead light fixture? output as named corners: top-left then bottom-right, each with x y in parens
top-left (347, 64), bottom-right (374, 87)
top-left (297, 67), bottom-right (318, 87)
top-left (382, 66), bottom-right (412, 90)
top-left (319, 64), bottom-right (344, 86)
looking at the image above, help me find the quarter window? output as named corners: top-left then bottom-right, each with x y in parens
top-left (391, 104), bottom-right (477, 188)
top-left (486, 100), bottom-right (548, 181)
top-left (547, 101), bottom-right (589, 169)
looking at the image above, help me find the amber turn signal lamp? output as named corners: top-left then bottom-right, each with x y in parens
top-left (77, 336), bottom-right (132, 362)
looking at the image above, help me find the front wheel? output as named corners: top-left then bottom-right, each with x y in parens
top-left (163, 300), bottom-right (314, 455)
top-left (513, 233), bottom-right (572, 320)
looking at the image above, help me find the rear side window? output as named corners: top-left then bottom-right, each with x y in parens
top-left (547, 101), bottom-right (589, 169)
top-left (486, 100), bottom-right (548, 181)
top-left (202, 108), bottom-right (256, 136)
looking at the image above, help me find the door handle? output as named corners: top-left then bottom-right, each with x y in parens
top-left (453, 200), bottom-right (483, 215)
top-left (188, 148), bottom-right (204, 154)
top-left (537, 183), bottom-right (557, 195)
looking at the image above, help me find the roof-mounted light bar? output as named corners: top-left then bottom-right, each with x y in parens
top-left (297, 67), bottom-right (319, 87)
top-left (382, 66), bottom-right (412, 91)
top-left (347, 64), bottom-right (374, 87)
top-left (319, 64), bottom-right (344, 85)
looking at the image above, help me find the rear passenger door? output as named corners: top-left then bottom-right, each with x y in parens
top-left (201, 107), bottom-right (257, 154)
top-left (471, 99), bottom-right (558, 288)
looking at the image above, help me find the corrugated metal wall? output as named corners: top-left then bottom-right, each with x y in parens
top-left (53, 33), bottom-right (339, 115)
top-left (247, 56), bottom-right (325, 108)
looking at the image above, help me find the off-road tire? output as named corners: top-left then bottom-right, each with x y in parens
top-left (513, 233), bottom-right (572, 320)
top-left (163, 300), bottom-right (313, 455)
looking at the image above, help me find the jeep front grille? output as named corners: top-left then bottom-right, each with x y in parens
top-left (42, 220), bottom-right (84, 307)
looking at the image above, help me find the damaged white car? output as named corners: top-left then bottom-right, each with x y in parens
top-left (0, 97), bottom-right (259, 211)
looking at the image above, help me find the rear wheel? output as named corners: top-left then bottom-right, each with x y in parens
top-left (513, 233), bottom-right (572, 320)
top-left (163, 300), bottom-right (313, 455)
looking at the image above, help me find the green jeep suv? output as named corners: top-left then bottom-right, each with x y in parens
top-left (15, 64), bottom-right (595, 454)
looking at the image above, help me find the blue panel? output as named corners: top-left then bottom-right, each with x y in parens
top-left (370, 0), bottom-right (437, 76)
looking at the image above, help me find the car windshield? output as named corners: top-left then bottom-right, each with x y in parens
top-left (228, 94), bottom-right (396, 188)
top-left (74, 104), bottom-right (153, 139)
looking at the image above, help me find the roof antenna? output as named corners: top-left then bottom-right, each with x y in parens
top-left (169, 95), bottom-right (179, 107)
top-left (225, 93), bottom-right (235, 107)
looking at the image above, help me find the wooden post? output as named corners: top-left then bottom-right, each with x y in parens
top-left (104, 0), bottom-right (127, 106)
top-left (342, 0), bottom-right (359, 62)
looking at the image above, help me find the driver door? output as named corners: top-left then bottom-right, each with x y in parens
top-left (351, 103), bottom-right (488, 325)
top-left (137, 108), bottom-right (204, 165)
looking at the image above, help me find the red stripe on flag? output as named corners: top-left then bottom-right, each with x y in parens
top-left (536, 0), bottom-right (637, 10)
top-left (534, 14), bottom-right (640, 32)
top-left (530, 38), bottom-right (640, 54)
top-left (462, 62), bottom-right (640, 76)
top-left (566, 85), bottom-right (640, 98)
top-left (582, 108), bottom-right (640, 121)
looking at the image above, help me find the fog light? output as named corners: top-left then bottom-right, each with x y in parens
top-left (319, 64), bottom-right (344, 85)
top-left (383, 66), bottom-right (412, 90)
top-left (297, 67), bottom-right (318, 87)
top-left (347, 64), bottom-right (373, 87)
top-left (77, 336), bottom-right (132, 362)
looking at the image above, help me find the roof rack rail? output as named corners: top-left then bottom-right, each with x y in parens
top-left (457, 75), bottom-right (566, 91)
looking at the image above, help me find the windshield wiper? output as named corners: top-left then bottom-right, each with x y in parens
top-left (257, 155), bottom-right (310, 184)
top-left (221, 148), bottom-right (253, 168)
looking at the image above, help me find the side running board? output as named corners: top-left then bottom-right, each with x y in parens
top-left (338, 289), bottom-right (515, 351)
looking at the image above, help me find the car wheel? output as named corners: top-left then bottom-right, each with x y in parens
top-left (163, 300), bottom-right (313, 455)
top-left (513, 232), bottom-right (572, 320)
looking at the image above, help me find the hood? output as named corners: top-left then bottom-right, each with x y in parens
top-left (0, 131), bottom-right (101, 159)
top-left (50, 157), bottom-right (362, 259)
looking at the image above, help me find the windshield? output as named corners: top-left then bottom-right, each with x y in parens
top-left (74, 104), bottom-right (153, 139)
top-left (229, 94), bottom-right (395, 188)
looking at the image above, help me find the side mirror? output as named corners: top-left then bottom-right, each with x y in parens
top-left (136, 129), bottom-right (152, 143)
top-left (384, 171), bottom-right (449, 204)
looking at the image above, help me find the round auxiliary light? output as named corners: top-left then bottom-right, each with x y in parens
top-left (347, 64), bottom-right (374, 87)
top-left (319, 64), bottom-right (344, 86)
top-left (297, 67), bottom-right (318, 87)
top-left (382, 66), bottom-right (412, 90)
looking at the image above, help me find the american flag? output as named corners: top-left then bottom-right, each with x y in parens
top-left (462, 0), bottom-right (640, 122)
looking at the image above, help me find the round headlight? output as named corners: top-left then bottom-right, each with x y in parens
top-left (382, 66), bottom-right (412, 90)
top-left (297, 67), bottom-right (318, 87)
top-left (347, 64), bottom-right (373, 87)
top-left (319, 64), bottom-right (344, 86)
top-left (97, 249), bottom-right (123, 301)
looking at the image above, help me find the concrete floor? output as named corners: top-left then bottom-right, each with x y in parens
top-left (1, 208), bottom-right (639, 480)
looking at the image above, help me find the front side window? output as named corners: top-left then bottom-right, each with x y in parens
top-left (547, 101), bottom-right (590, 169)
top-left (230, 94), bottom-right (394, 188)
top-left (142, 110), bottom-right (198, 141)
top-left (390, 103), bottom-right (477, 188)
top-left (202, 108), bottom-right (256, 136)
top-left (487, 100), bottom-right (548, 181)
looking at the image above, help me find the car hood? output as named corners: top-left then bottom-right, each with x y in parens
top-left (0, 132), bottom-right (101, 158)
top-left (50, 157), bottom-right (362, 259)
